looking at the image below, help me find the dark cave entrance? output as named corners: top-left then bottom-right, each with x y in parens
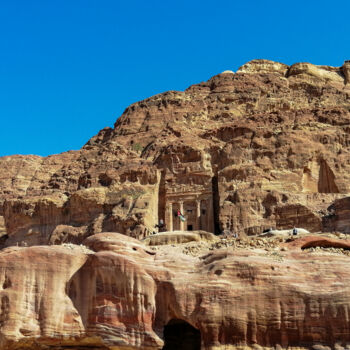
top-left (212, 175), bottom-right (221, 235)
top-left (162, 319), bottom-right (201, 350)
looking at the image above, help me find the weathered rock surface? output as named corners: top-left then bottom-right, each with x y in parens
top-left (323, 197), bottom-right (350, 234)
top-left (2, 59), bottom-right (350, 243)
top-left (142, 230), bottom-right (218, 246)
top-left (0, 232), bottom-right (350, 349)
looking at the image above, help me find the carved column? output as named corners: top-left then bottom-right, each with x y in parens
top-left (168, 202), bottom-right (173, 232)
top-left (180, 201), bottom-right (184, 231)
top-left (196, 200), bottom-right (201, 230)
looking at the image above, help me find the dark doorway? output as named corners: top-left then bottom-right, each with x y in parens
top-left (163, 319), bottom-right (201, 350)
top-left (212, 175), bottom-right (221, 234)
top-left (187, 224), bottom-right (193, 231)
top-left (158, 170), bottom-right (167, 229)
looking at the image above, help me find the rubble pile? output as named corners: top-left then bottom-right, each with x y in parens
top-left (304, 246), bottom-right (350, 256)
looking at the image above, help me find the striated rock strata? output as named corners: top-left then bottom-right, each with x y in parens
top-left (2, 58), bottom-right (350, 349)
top-left (0, 232), bottom-right (350, 349)
top-left (2, 60), bottom-right (350, 243)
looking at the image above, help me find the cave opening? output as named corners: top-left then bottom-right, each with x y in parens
top-left (162, 319), bottom-right (201, 350)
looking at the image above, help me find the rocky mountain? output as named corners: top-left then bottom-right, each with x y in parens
top-left (1, 59), bottom-right (350, 349)
top-left (1, 59), bottom-right (350, 246)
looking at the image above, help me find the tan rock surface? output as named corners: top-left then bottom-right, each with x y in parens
top-left (0, 245), bottom-right (89, 349)
top-left (142, 230), bottom-right (218, 246)
top-left (2, 59), bottom-right (350, 244)
top-left (0, 232), bottom-right (350, 349)
top-left (2, 59), bottom-right (350, 348)
top-left (0, 216), bottom-right (5, 238)
top-left (323, 197), bottom-right (350, 233)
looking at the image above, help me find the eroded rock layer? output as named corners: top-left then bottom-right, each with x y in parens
top-left (2, 60), bottom-right (350, 245)
top-left (0, 232), bottom-right (350, 349)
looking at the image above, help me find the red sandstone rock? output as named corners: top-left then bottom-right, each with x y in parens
top-left (2, 60), bottom-right (350, 243)
top-left (283, 235), bottom-right (350, 250)
top-left (2, 59), bottom-right (350, 349)
top-left (0, 232), bottom-right (350, 349)
top-left (323, 197), bottom-right (350, 233)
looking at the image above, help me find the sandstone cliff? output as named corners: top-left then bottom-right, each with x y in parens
top-left (1, 59), bottom-right (350, 245)
top-left (0, 232), bottom-right (349, 349)
top-left (1, 59), bottom-right (350, 349)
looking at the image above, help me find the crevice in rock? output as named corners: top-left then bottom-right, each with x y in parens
top-left (318, 159), bottom-right (339, 193)
top-left (2, 275), bottom-right (11, 289)
top-left (68, 281), bottom-right (77, 300)
top-left (98, 173), bottom-right (113, 187)
top-left (158, 170), bottom-right (166, 227)
top-left (262, 193), bottom-right (278, 219)
top-left (78, 174), bottom-right (92, 189)
top-left (0, 295), bottom-right (10, 328)
top-left (212, 175), bottom-right (221, 234)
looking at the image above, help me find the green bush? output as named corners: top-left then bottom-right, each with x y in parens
top-left (132, 143), bottom-right (143, 153)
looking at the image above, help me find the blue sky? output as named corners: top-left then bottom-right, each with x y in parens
top-left (0, 0), bottom-right (349, 157)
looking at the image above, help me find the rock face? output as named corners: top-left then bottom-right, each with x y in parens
top-left (323, 197), bottom-right (350, 233)
top-left (1, 63), bottom-right (349, 241)
top-left (2, 60), bottom-right (350, 243)
top-left (0, 232), bottom-right (350, 349)
top-left (2, 59), bottom-right (350, 349)
top-left (142, 230), bottom-right (218, 246)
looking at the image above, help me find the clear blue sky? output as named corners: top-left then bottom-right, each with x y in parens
top-left (0, 0), bottom-right (349, 157)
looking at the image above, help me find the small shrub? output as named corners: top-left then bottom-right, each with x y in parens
top-left (132, 143), bottom-right (143, 153)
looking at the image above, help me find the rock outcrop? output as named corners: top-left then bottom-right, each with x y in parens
top-left (2, 60), bottom-right (350, 244)
top-left (323, 196), bottom-right (350, 233)
top-left (3, 58), bottom-right (350, 349)
top-left (142, 230), bottom-right (218, 246)
top-left (0, 232), bottom-right (350, 349)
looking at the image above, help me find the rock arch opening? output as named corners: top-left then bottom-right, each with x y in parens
top-left (162, 319), bottom-right (201, 350)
